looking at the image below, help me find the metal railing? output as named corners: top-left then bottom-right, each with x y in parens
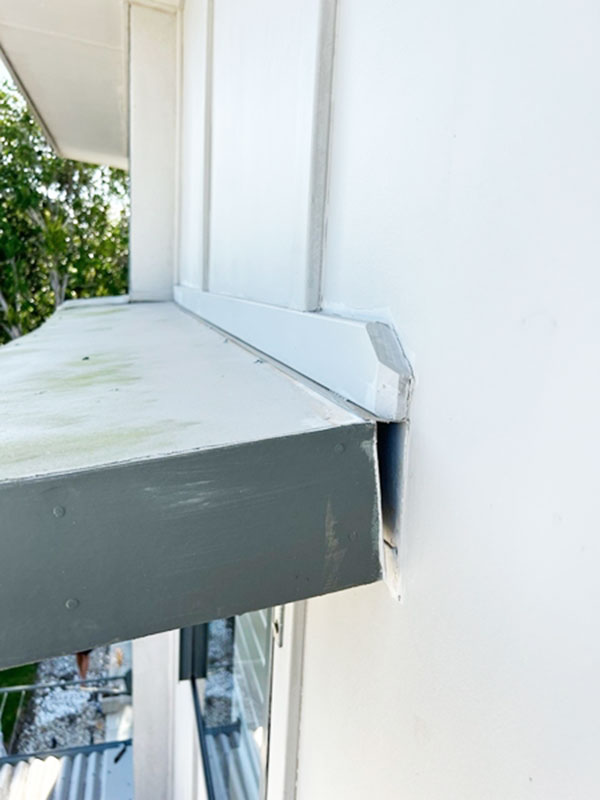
top-left (0, 675), bottom-right (126, 755)
top-left (0, 737), bottom-right (132, 767)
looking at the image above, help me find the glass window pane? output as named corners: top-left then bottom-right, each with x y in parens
top-left (196, 608), bottom-right (273, 799)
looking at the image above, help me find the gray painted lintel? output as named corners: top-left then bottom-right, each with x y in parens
top-left (0, 423), bottom-right (380, 670)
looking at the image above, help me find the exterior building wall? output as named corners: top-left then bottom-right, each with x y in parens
top-left (133, 631), bottom-right (207, 800)
top-left (129, 3), bottom-right (178, 301)
top-left (296, 1), bottom-right (600, 798)
top-left (133, 632), bottom-right (179, 800)
top-left (178, 0), bottom-right (210, 291)
top-left (145, 0), bottom-right (600, 798)
top-left (173, 678), bottom-right (208, 800)
top-left (207, 0), bottom-right (325, 310)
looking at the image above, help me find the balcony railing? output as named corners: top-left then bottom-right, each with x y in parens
top-left (0, 676), bottom-right (127, 756)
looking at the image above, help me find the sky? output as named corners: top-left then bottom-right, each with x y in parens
top-left (0, 59), bottom-right (11, 83)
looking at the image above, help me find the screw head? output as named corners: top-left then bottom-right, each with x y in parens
top-left (334, 443), bottom-right (345, 455)
top-left (65, 598), bottom-right (80, 611)
top-left (52, 505), bottom-right (66, 518)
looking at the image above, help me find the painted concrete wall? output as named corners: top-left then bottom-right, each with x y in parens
top-left (173, 678), bottom-right (208, 800)
top-left (163, 0), bottom-right (600, 797)
top-left (208, 0), bottom-right (324, 309)
top-left (133, 631), bottom-right (178, 800)
top-left (176, 0), bottom-right (333, 310)
top-left (178, 0), bottom-right (209, 290)
top-left (295, 1), bottom-right (600, 798)
top-left (133, 632), bottom-right (208, 800)
top-left (129, 4), bottom-right (177, 301)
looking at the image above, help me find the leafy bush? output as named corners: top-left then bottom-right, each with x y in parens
top-left (0, 80), bottom-right (129, 344)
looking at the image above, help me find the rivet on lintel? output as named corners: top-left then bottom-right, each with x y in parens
top-left (65, 598), bottom-right (80, 611)
top-left (52, 505), bottom-right (66, 518)
top-left (334, 443), bottom-right (345, 455)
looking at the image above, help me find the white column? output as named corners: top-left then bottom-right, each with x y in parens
top-left (132, 631), bottom-right (178, 800)
top-left (129, 3), bottom-right (178, 300)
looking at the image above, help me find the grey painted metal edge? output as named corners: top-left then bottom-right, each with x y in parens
top-left (0, 424), bottom-right (380, 670)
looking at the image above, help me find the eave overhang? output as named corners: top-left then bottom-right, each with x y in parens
top-left (0, 300), bottom-right (381, 669)
top-left (0, 0), bottom-right (130, 169)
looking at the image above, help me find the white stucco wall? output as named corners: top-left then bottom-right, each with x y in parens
top-left (178, 0), bottom-right (209, 290)
top-left (133, 632), bottom-right (208, 800)
top-left (129, 4), bottom-right (178, 301)
top-left (165, 0), bottom-right (600, 797)
top-left (208, 0), bottom-right (324, 309)
top-left (295, 1), bottom-right (600, 798)
top-left (133, 631), bottom-right (178, 800)
top-left (173, 678), bottom-right (208, 800)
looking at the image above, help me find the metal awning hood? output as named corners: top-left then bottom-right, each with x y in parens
top-left (0, 300), bottom-right (381, 668)
top-left (0, 0), bottom-right (129, 168)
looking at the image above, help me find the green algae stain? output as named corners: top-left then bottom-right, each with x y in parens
top-left (3, 423), bottom-right (171, 471)
top-left (63, 307), bottom-right (128, 318)
top-left (20, 359), bottom-right (140, 393)
top-left (47, 367), bottom-right (139, 390)
top-left (3, 419), bottom-right (204, 475)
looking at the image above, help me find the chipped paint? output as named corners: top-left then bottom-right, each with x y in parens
top-left (323, 500), bottom-right (347, 593)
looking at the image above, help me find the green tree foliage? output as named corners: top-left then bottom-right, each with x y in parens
top-left (0, 80), bottom-right (129, 344)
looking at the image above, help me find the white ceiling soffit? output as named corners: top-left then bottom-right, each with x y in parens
top-left (0, 0), bottom-right (129, 169)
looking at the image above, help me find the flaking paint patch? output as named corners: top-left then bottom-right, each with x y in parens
top-left (323, 500), bottom-right (347, 593)
top-left (360, 436), bottom-right (376, 460)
